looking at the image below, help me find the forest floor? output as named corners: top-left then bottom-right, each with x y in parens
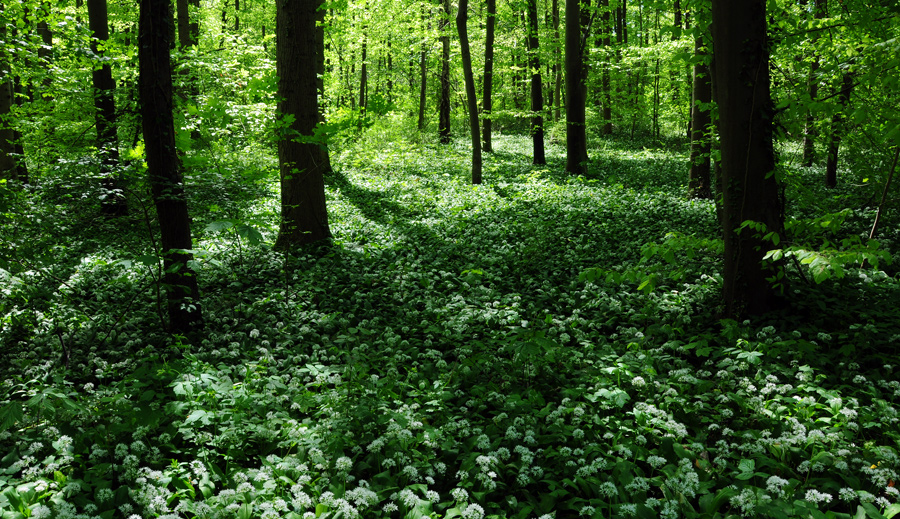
top-left (2, 128), bottom-right (900, 519)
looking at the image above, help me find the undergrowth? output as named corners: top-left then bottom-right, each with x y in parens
top-left (1, 130), bottom-right (900, 519)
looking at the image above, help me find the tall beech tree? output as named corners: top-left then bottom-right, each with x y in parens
top-left (456, 0), bottom-right (481, 184)
top-left (565, 0), bottom-right (589, 175)
top-left (482, 0), bottom-right (496, 152)
top-left (525, 0), bottom-right (545, 165)
top-left (87, 0), bottom-right (125, 215)
top-left (711, 0), bottom-right (784, 317)
top-left (139, 0), bottom-right (202, 332)
top-left (438, 0), bottom-right (452, 144)
top-left (688, 31), bottom-right (712, 199)
top-left (825, 70), bottom-right (854, 188)
top-left (274, 0), bottom-right (332, 249)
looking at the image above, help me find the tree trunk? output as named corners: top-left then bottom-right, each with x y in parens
top-left (482, 0), bottom-right (495, 151)
top-left (711, 0), bottom-right (784, 317)
top-left (274, 0), bottom-right (333, 249)
top-left (359, 24), bottom-right (368, 125)
top-left (37, 2), bottom-right (53, 98)
top-left (439, 0), bottom-right (452, 144)
top-left (526, 0), bottom-right (545, 164)
top-left (802, 0), bottom-right (826, 167)
top-left (565, 0), bottom-right (589, 174)
top-left (599, 0), bottom-right (612, 135)
top-left (417, 9), bottom-right (428, 131)
top-left (688, 32), bottom-right (712, 199)
top-left (88, 0), bottom-right (126, 215)
top-left (139, 0), bottom-right (202, 333)
top-left (825, 70), bottom-right (854, 188)
top-left (0, 64), bottom-right (19, 181)
top-left (551, 0), bottom-right (562, 123)
top-left (457, 0), bottom-right (482, 184)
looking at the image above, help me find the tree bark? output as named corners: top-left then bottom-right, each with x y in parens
top-left (88, 0), bottom-right (126, 215)
top-left (551, 0), bottom-right (562, 123)
top-left (274, 0), bottom-right (333, 249)
top-left (439, 0), bottom-right (452, 144)
top-left (526, 0), bottom-right (545, 164)
top-left (565, 0), bottom-right (589, 174)
top-left (456, 0), bottom-right (482, 184)
top-left (825, 70), bottom-right (854, 188)
top-left (599, 0), bottom-right (612, 135)
top-left (711, 0), bottom-right (784, 317)
top-left (0, 66), bottom-right (19, 181)
top-left (417, 7), bottom-right (428, 131)
top-left (688, 32), bottom-right (712, 199)
top-left (482, 0), bottom-right (495, 151)
top-left (802, 0), bottom-right (826, 167)
top-left (139, 0), bottom-right (202, 333)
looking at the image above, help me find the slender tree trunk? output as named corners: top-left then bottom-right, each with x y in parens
top-left (139, 0), bottom-right (202, 333)
top-left (825, 71), bottom-right (854, 188)
top-left (457, 0), bottom-right (482, 184)
top-left (565, 0), bottom-right (589, 174)
top-left (711, 0), bottom-right (784, 317)
top-left (526, 0), bottom-right (545, 164)
top-left (88, 0), bottom-right (126, 215)
top-left (552, 0), bottom-right (562, 123)
top-left (274, 0), bottom-right (332, 249)
top-left (802, 57), bottom-right (820, 166)
top-left (417, 12), bottom-right (428, 131)
top-left (688, 32), bottom-right (712, 199)
top-left (359, 22), bottom-right (368, 126)
top-left (482, 0), bottom-right (495, 151)
top-left (439, 0), bottom-right (452, 144)
top-left (0, 49), bottom-right (19, 180)
top-left (234, 0), bottom-right (239, 32)
top-left (36, 3), bottom-right (53, 98)
top-left (802, 0), bottom-right (826, 167)
top-left (599, 0), bottom-right (612, 134)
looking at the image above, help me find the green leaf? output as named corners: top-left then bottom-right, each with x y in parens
top-left (237, 503), bottom-right (253, 519)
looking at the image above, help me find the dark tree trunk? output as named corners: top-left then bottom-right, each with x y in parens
top-left (234, 0), bottom-right (239, 32)
top-left (0, 61), bottom-right (19, 181)
top-left (711, 0), bottom-right (784, 317)
top-left (802, 0), bottom-right (826, 167)
top-left (274, 0), bottom-right (332, 249)
top-left (417, 9), bottom-right (428, 131)
top-left (688, 32), bottom-right (712, 199)
top-left (88, 0), bottom-right (126, 215)
top-left (551, 0), bottom-right (561, 122)
top-left (456, 0), bottom-right (482, 184)
top-left (599, 0), bottom-right (612, 134)
top-left (139, 0), bottom-right (202, 333)
top-left (37, 2), bottom-right (53, 98)
top-left (526, 0), bottom-right (545, 164)
top-left (359, 26), bottom-right (368, 124)
top-left (565, 0), bottom-right (589, 174)
top-left (439, 0), bottom-right (452, 144)
top-left (482, 0), bottom-right (495, 151)
top-left (825, 71), bottom-right (854, 188)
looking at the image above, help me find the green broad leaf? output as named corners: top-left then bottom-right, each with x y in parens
top-left (738, 458), bottom-right (755, 473)
top-left (884, 503), bottom-right (900, 519)
top-left (206, 219), bottom-right (235, 232)
top-left (237, 503), bottom-right (253, 519)
top-left (862, 502), bottom-right (887, 519)
top-left (315, 504), bottom-right (329, 517)
top-left (184, 409), bottom-right (208, 424)
top-left (0, 402), bottom-right (23, 433)
top-left (236, 224), bottom-right (264, 245)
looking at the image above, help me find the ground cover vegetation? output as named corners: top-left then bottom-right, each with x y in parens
top-left (2, 0), bottom-right (900, 518)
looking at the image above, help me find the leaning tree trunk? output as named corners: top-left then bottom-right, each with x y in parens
top-left (438, 0), bottom-right (452, 144)
top-left (825, 70), bottom-right (854, 188)
top-left (139, 0), bottom-right (202, 333)
top-left (711, 0), bottom-right (784, 317)
top-left (688, 32), bottom-right (712, 199)
top-left (565, 0), bottom-right (589, 174)
top-left (273, 0), bottom-right (333, 249)
top-left (456, 0), bottom-right (482, 184)
top-left (88, 0), bottom-right (126, 215)
top-left (526, 0), bottom-right (545, 164)
top-left (482, 0), bottom-right (495, 152)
